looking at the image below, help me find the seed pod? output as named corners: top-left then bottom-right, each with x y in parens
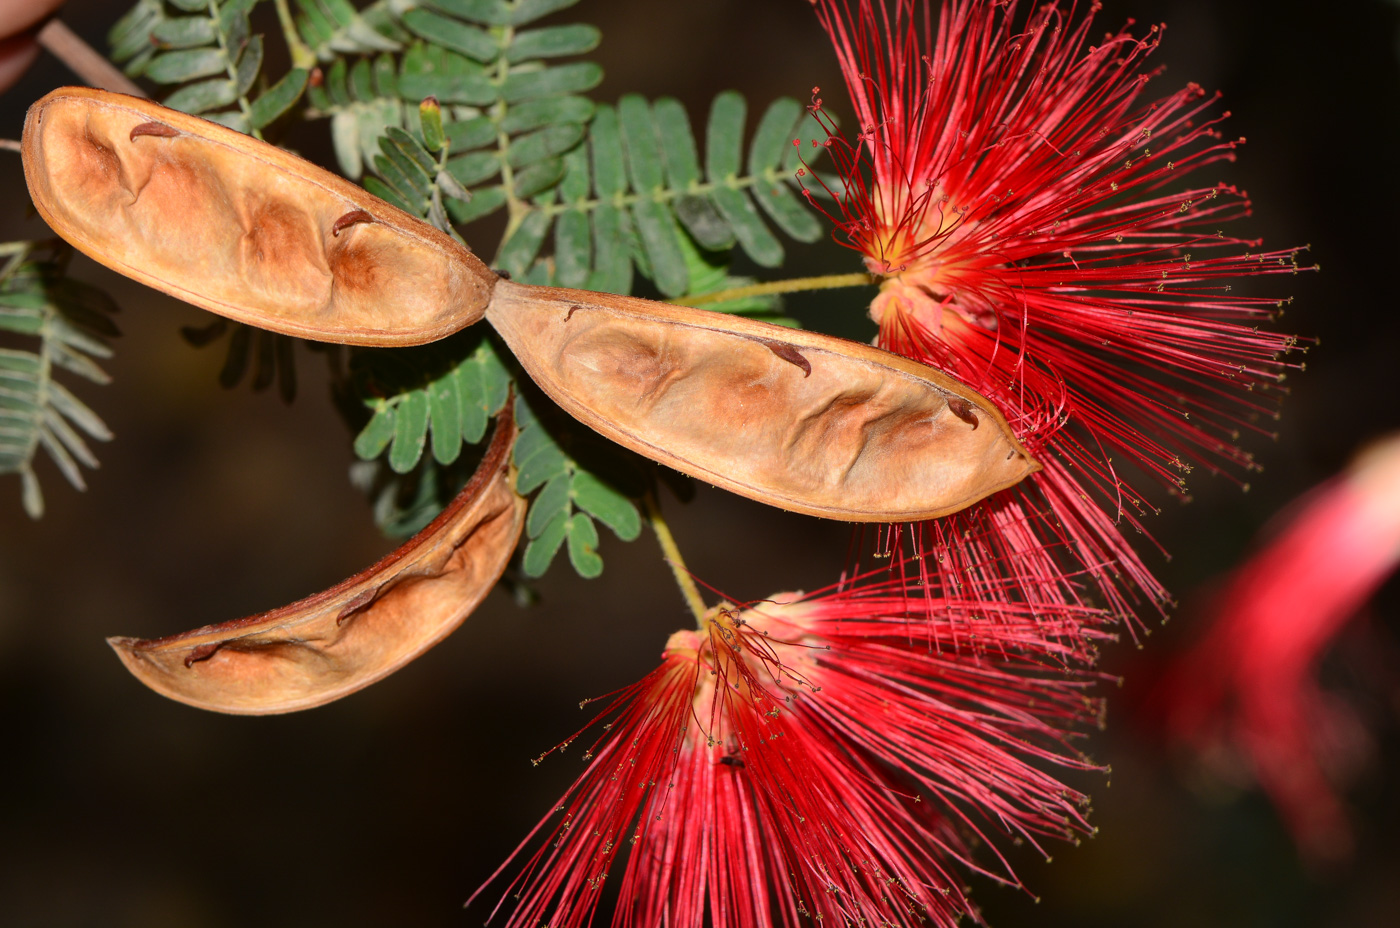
top-left (107, 411), bottom-right (525, 715)
top-left (22, 87), bottom-right (495, 346)
top-left (487, 280), bottom-right (1038, 522)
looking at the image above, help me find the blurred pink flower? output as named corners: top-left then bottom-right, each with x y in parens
top-left (804, 0), bottom-right (1309, 629)
top-left (1152, 435), bottom-right (1400, 863)
top-left (474, 579), bottom-right (1109, 928)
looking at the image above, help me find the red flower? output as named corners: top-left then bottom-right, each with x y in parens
top-left (1151, 436), bottom-right (1400, 864)
top-left (473, 580), bottom-right (1108, 927)
top-left (804, 0), bottom-right (1310, 624)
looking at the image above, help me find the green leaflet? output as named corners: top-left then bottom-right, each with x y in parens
top-left (351, 332), bottom-right (511, 472)
top-left (514, 395), bottom-right (641, 580)
top-left (500, 92), bottom-right (827, 301)
top-left (0, 246), bottom-right (118, 519)
top-left (110, 0), bottom-right (309, 140)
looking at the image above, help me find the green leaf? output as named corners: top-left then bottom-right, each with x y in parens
top-left (446, 150), bottom-right (501, 187)
top-left (428, 369), bottom-right (462, 464)
top-left (752, 178), bottom-right (822, 243)
top-left (351, 55), bottom-right (374, 102)
top-left (630, 201), bottom-right (688, 297)
top-left (355, 403), bottom-right (396, 459)
top-left (151, 17), bottom-right (218, 49)
top-left (507, 123), bottom-right (585, 168)
top-left (363, 175), bottom-right (416, 214)
top-left (206, 111), bottom-right (250, 133)
top-left (110, 0), bottom-right (162, 52)
top-left (325, 56), bottom-right (351, 106)
top-left (526, 474), bottom-right (570, 537)
top-left (501, 62), bottom-right (602, 104)
top-left (500, 95), bottom-right (593, 134)
top-left (375, 150), bottom-right (429, 203)
top-left (654, 97), bottom-right (701, 188)
top-left (748, 97), bottom-right (803, 175)
top-left (590, 103), bottom-right (625, 196)
top-left (249, 68), bottom-right (309, 129)
top-left (373, 51), bottom-right (398, 97)
top-left (585, 204), bottom-right (630, 295)
top-left (456, 338), bottom-right (510, 443)
top-left (571, 470), bottom-right (640, 541)
top-left (163, 78), bottom-right (238, 115)
top-left (387, 126), bottom-right (436, 176)
top-left (402, 8), bottom-right (497, 63)
top-left (515, 433), bottom-right (567, 495)
top-left (552, 211), bottom-right (589, 289)
top-left (506, 24), bottom-right (600, 62)
top-left (235, 33), bottom-right (264, 96)
top-left (673, 194), bottom-right (733, 252)
top-left (428, 0), bottom-right (511, 26)
top-left (496, 208), bottom-right (552, 281)
top-left (399, 42), bottom-right (494, 105)
top-left (388, 389), bottom-right (430, 473)
top-left (618, 94), bottom-right (664, 192)
top-left (510, 0), bottom-right (580, 25)
top-left (705, 90), bottom-right (746, 181)
top-left (711, 187), bottom-right (783, 267)
top-left (566, 513), bottom-right (603, 578)
top-left (555, 146), bottom-right (591, 286)
top-left (446, 115), bottom-right (496, 151)
top-left (219, 0), bottom-right (252, 51)
top-left (513, 158), bottom-right (566, 198)
top-left (446, 185), bottom-right (507, 223)
top-left (522, 508), bottom-right (568, 577)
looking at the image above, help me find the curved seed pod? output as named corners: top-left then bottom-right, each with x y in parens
top-left (107, 411), bottom-right (525, 715)
top-left (487, 280), bottom-right (1038, 522)
top-left (22, 87), bottom-right (496, 346)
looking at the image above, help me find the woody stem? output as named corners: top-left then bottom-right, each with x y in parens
top-left (37, 20), bottom-right (146, 97)
top-left (644, 491), bottom-right (708, 628)
top-left (670, 271), bottom-right (875, 307)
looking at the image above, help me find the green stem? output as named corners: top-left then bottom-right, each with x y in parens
top-left (645, 491), bottom-right (708, 628)
top-left (208, 0), bottom-right (261, 140)
top-left (272, 0), bottom-right (317, 70)
top-left (491, 24), bottom-right (527, 254)
top-left (671, 271), bottom-right (876, 307)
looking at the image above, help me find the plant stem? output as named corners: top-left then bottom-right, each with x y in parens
top-left (671, 271), bottom-right (875, 307)
top-left (0, 140), bottom-right (20, 153)
top-left (37, 20), bottom-right (146, 98)
top-left (644, 491), bottom-right (708, 628)
top-left (271, 0), bottom-right (318, 70)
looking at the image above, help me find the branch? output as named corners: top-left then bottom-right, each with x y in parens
top-left (38, 20), bottom-right (147, 98)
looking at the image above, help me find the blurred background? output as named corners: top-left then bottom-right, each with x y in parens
top-left (0, 0), bottom-right (1396, 925)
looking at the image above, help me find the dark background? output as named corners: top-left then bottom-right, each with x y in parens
top-left (0, 0), bottom-right (1396, 925)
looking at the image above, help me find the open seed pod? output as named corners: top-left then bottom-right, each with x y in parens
top-left (488, 281), bottom-right (1037, 522)
top-left (107, 410), bottom-right (525, 715)
top-left (22, 86), bottom-right (495, 346)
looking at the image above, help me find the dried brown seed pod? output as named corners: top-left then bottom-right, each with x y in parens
top-left (487, 280), bottom-right (1038, 522)
top-left (107, 410), bottom-right (525, 715)
top-left (23, 89), bottom-right (1038, 523)
top-left (21, 87), bottom-right (495, 346)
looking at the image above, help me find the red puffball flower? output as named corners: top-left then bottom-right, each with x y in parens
top-left (1150, 435), bottom-right (1400, 864)
top-left (804, 0), bottom-right (1310, 623)
top-left (473, 580), bottom-right (1108, 928)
